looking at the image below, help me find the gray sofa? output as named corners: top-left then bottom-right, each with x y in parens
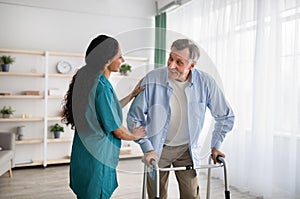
top-left (0, 132), bottom-right (15, 177)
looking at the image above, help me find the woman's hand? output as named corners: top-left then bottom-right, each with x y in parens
top-left (130, 78), bottom-right (145, 99)
top-left (131, 123), bottom-right (146, 140)
top-left (120, 78), bottom-right (145, 108)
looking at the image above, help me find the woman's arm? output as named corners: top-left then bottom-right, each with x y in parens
top-left (120, 78), bottom-right (144, 108)
top-left (113, 123), bottom-right (145, 141)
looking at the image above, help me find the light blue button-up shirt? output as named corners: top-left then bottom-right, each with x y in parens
top-left (127, 67), bottom-right (234, 166)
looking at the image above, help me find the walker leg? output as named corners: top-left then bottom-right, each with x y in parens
top-left (142, 164), bottom-right (147, 199)
top-left (225, 190), bottom-right (230, 199)
top-left (206, 156), bottom-right (212, 199)
top-left (147, 159), bottom-right (160, 199)
top-left (217, 156), bottom-right (230, 199)
top-left (153, 163), bottom-right (160, 198)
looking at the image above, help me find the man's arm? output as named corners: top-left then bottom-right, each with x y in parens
top-left (207, 76), bottom-right (235, 163)
top-left (126, 79), bottom-right (155, 153)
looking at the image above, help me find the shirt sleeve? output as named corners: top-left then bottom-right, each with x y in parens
top-left (95, 85), bottom-right (122, 134)
top-left (127, 79), bottom-right (147, 131)
top-left (127, 78), bottom-right (154, 153)
top-left (206, 75), bottom-right (235, 149)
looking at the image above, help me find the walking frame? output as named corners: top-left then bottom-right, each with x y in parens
top-left (142, 155), bottom-right (230, 199)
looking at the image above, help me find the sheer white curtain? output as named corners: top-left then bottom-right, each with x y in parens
top-left (167, 0), bottom-right (300, 198)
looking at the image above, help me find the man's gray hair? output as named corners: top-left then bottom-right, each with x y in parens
top-left (171, 39), bottom-right (200, 63)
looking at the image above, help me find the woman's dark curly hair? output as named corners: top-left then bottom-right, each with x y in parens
top-left (61, 35), bottom-right (119, 129)
top-left (61, 72), bottom-right (77, 129)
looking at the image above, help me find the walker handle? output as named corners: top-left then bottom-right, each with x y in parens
top-left (216, 155), bottom-right (224, 163)
top-left (150, 158), bottom-right (157, 167)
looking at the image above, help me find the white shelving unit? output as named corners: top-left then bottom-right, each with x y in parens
top-left (0, 48), bottom-right (148, 167)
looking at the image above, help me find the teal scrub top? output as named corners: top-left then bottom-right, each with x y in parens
top-left (70, 74), bottom-right (122, 199)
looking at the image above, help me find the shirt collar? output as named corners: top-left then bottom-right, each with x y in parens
top-left (189, 68), bottom-right (195, 87)
top-left (98, 73), bottom-right (113, 89)
top-left (166, 68), bottom-right (195, 87)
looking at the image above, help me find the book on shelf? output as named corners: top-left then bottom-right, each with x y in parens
top-left (15, 159), bottom-right (33, 165)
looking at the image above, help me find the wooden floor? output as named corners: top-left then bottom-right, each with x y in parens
top-left (0, 158), bottom-right (258, 199)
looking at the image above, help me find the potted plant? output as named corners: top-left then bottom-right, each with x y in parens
top-left (0, 106), bottom-right (15, 118)
top-left (119, 63), bottom-right (132, 75)
top-left (0, 55), bottom-right (15, 72)
top-left (50, 123), bottom-right (64, 139)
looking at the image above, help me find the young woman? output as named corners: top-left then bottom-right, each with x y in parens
top-left (62, 35), bottom-right (145, 199)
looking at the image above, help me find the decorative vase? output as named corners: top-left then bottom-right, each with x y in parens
top-left (54, 131), bottom-right (61, 139)
top-left (17, 126), bottom-right (25, 141)
top-left (120, 71), bottom-right (128, 76)
top-left (1, 64), bottom-right (10, 72)
top-left (2, 114), bottom-right (11, 118)
top-left (18, 134), bottom-right (24, 141)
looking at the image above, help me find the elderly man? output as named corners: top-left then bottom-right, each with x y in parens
top-left (127, 39), bottom-right (234, 199)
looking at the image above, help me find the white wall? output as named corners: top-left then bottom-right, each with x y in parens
top-left (0, 0), bottom-right (157, 162)
top-left (0, 0), bottom-right (156, 53)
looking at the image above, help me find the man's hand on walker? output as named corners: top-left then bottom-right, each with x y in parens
top-left (142, 150), bottom-right (158, 168)
top-left (211, 147), bottom-right (225, 164)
